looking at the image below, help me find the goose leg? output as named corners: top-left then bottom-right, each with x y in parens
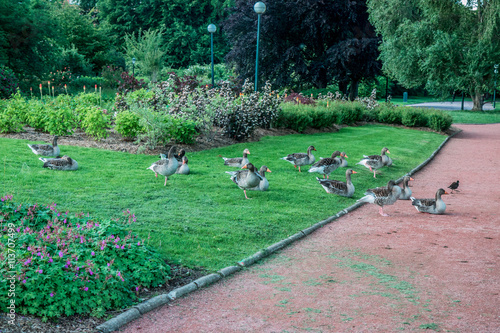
top-left (298, 166), bottom-right (301, 172)
top-left (379, 206), bottom-right (389, 217)
top-left (244, 190), bottom-right (251, 199)
top-left (155, 173), bottom-right (158, 178)
top-left (164, 176), bottom-right (168, 186)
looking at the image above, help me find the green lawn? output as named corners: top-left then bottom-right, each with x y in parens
top-left (0, 125), bottom-right (446, 271)
top-left (445, 110), bottom-right (500, 124)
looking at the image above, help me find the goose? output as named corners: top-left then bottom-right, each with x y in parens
top-left (39, 155), bottom-right (78, 171)
top-left (28, 135), bottom-right (60, 157)
top-left (222, 148), bottom-right (250, 167)
top-left (357, 179), bottom-right (401, 216)
top-left (356, 147), bottom-right (390, 178)
top-left (248, 165), bottom-right (271, 191)
top-left (147, 146), bottom-right (178, 186)
top-left (176, 156), bottom-right (190, 175)
top-left (226, 163), bottom-right (263, 199)
top-left (399, 175), bottom-right (415, 200)
top-left (175, 149), bottom-right (186, 163)
top-left (411, 189), bottom-right (448, 214)
top-left (309, 151), bottom-right (342, 179)
top-left (148, 153), bottom-right (167, 178)
top-left (281, 145), bottom-right (316, 172)
top-left (316, 169), bottom-right (357, 197)
top-left (340, 152), bottom-right (348, 167)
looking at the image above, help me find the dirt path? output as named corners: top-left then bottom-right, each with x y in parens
top-left (121, 124), bottom-right (500, 333)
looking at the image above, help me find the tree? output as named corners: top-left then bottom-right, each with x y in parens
top-left (367, 0), bottom-right (500, 110)
top-left (124, 27), bottom-right (166, 82)
top-left (222, 0), bottom-right (382, 98)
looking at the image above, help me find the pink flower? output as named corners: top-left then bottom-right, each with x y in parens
top-left (84, 287), bottom-right (88, 291)
top-left (50, 293), bottom-right (54, 297)
top-left (49, 258), bottom-right (53, 263)
top-left (59, 251), bottom-right (63, 258)
top-left (22, 279), bottom-right (26, 284)
top-left (38, 269), bottom-right (43, 274)
top-left (91, 251), bottom-right (95, 256)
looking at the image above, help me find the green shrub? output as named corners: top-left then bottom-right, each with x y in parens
top-left (25, 100), bottom-right (47, 131)
top-left (401, 108), bottom-right (428, 127)
top-left (101, 65), bottom-right (123, 88)
top-left (0, 97), bottom-right (23, 133)
top-left (130, 103), bottom-right (170, 151)
top-left (0, 195), bottom-right (170, 320)
top-left (71, 76), bottom-right (106, 94)
top-left (376, 105), bottom-right (403, 124)
top-left (335, 101), bottom-right (364, 125)
top-left (81, 106), bottom-right (110, 140)
top-left (114, 110), bottom-right (143, 139)
top-left (167, 117), bottom-right (198, 144)
top-left (0, 66), bottom-right (19, 99)
top-left (427, 111), bottom-right (452, 132)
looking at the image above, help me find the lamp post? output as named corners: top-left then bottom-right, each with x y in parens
top-left (207, 24), bottom-right (217, 88)
top-left (132, 58), bottom-right (136, 77)
top-left (254, 2), bottom-right (266, 92)
top-left (494, 64), bottom-right (499, 109)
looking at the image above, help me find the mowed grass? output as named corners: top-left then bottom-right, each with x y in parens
top-left (0, 125), bottom-right (446, 271)
top-left (446, 110), bottom-right (500, 124)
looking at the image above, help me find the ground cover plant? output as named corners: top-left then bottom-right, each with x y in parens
top-left (0, 125), bottom-right (446, 271)
top-left (0, 196), bottom-right (170, 321)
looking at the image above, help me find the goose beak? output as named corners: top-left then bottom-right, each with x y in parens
top-left (410, 177), bottom-right (414, 181)
top-left (387, 150), bottom-right (391, 154)
top-left (443, 191), bottom-right (449, 195)
top-left (266, 168), bottom-right (272, 173)
top-left (344, 154), bottom-right (348, 158)
top-left (242, 164), bottom-right (248, 169)
top-left (352, 170), bottom-right (357, 174)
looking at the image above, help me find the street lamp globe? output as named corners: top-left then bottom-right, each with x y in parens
top-left (207, 24), bottom-right (216, 33)
top-left (495, 64), bottom-right (499, 74)
top-left (254, 1), bottom-right (266, 14)
top-left (132, 58), bottom-right (136, 65)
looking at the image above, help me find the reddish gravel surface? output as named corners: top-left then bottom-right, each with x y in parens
top-left (121, 124), bottom-right (500, 333)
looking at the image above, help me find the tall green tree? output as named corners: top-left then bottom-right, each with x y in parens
top-left (222, 0), bottom-right (381, 97)
top-left (367, 0), bottom-right (500, 110)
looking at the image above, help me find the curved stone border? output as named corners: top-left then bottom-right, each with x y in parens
top-left (96, 128), bottom-right (462, 333)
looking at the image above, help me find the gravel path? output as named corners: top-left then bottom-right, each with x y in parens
top-left (120, 124), bottom-right (500, 333)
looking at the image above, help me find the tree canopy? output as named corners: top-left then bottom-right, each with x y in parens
top-left (222, 0), bottom-right (382, 98)
top-left (367, 0), bottom-right (500, 110)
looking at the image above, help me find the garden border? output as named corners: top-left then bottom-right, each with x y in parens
top-left (95, 128), bottom-right (462, 333)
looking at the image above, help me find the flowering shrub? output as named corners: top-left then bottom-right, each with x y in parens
top-left (48, 67), bottom-right (74, 94)
top-left (0, 66), bottom-right (19, 99)
top-left (283, 92), bottom-right (316, 105)
top-left (116, 72), bottom-right (147, 96)
top-left (0, 195), bottom-right (170, 320)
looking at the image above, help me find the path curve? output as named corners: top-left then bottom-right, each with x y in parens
top-left (121, 124), bottom-right (500, 333)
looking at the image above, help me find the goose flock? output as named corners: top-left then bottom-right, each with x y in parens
top-left (26, 136), bottom-right (454, 215)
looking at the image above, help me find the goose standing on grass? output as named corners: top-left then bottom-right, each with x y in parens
top-left (309, 151), bottom-right (342, 179)
top-left (411, 188), bottom-right (448, 214)
top-left (147, 146), bottom-right (178, 186)
top-left (28, 135), bottom-right (60, 157)
top-left (281, 145), bottom-right (316, 172)
top-left (399, 175), bottom-right (415, 200)
top-left (248, 165), bottom-right (271, 191)
top-left (148, 154), bottom-right (167, 178)
top-left (226, 163), bottom-right (263, 199)
top-left (222, 148), bottom-right (250, 167)
top-left (357, 179), bottom-right (401, 216)
top-left (356, 147), bottom-right (390, 178)
top-left (176, 156), bottom-right (190, 175)
top-left (39, 155), bottom-right (78, 171)
top-left (316, 169), bottom-right (357, 197)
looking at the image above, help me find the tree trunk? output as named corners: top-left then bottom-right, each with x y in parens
top-left (339, 81), bottom-right (348, 97)
top-left (348, 80), bottom-right (359, 101)
top-left (471, 88), bottom-right (483, 111)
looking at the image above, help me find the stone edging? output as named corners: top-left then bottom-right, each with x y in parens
top-left (96, 128), bottom-right (462, 333)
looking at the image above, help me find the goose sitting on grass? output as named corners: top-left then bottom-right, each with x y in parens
top-left (411, 188), bottom-right (448, 214)
top-left (176, 156), bottom-right (190, 175)
top-left (248, 165), bottom-right (271, 191)
top-left (147, 146), bottom-right (178, 186)
top-left (281, 145), bottom-right (316, 172)
top-left (222, 148), bottom-right (250, 168)
top-left (28, 135), bottom-right (60, 157)
top-left (316, 169), bottom-right (357, 197)
top-left (39, 155), bottom-right (78, 171)
top-left (226, 163), bottom-right (263, 199)
top-left (357, 179), bottom-right (401, 216)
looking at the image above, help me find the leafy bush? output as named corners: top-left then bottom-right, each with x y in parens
top-left (427, 111), bottom-right (452, 132)
top-left (0, 92), bottom-right (24, 133)
top-left (114, 110), bottom-right (143, 139)
top-left (376, 104), bottom-right (403, 124)
top-left (284, 92), bottom-right (316, 105)
top-left (401, 108), bottom-right (428, 127)
top-left (81, 106), bottom-right (111, 140)
top-left (335, 101), bottom-right (364, 125)
top-left (0, 66), bottom-right (19, 99)
top-left (0, 195), bottom-right (170, 320)
top-left (129, 103), bottom-right (170, 151)
top-left (71, 76), bottom-right (106, 94)
top-left (101, 65), bottom-right (123, 88)
top-left (167, 117), bottom-right (198, 144)
top-left (275, 105), bottom-right (313, 132)
top-left (117, 72), bottom-right (147, 96)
